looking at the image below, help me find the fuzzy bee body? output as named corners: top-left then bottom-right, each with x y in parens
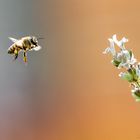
top-left (8, 36), bottom-right (42, 63)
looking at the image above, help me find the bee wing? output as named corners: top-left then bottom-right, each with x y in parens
top-left (9, 37), bottom-right (18, 43)
top-left (32, 46), bottom-right (42, 51)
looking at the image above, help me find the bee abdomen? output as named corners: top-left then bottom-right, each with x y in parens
top-left (8, 46), bottom-right (15, 54)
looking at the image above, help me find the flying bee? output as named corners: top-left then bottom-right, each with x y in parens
top-left (8, 36), bottom-right (42, 63)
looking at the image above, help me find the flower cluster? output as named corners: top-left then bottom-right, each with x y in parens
top-left (103, 34), bottom-right (140, 102)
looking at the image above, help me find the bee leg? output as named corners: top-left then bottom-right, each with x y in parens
top-left (23, 51), bottom-right (27, 63)
top-left (14, 54), bottom-right (18, 60)
top-left (14, 49), bottom-right (18, 60)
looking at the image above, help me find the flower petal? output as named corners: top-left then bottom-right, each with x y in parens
top-left (108, 38), bottom-right (116, 56)
top-left (103, 47), bottom-right (110, 54)
top-left (112, 34), bottom-right (128, 50)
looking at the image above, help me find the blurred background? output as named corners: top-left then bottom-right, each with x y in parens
top-left (0, 0), bottom-right (140, 139)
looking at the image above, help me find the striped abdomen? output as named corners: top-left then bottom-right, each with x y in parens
top-left (8, 45), bottom-right (21, 54)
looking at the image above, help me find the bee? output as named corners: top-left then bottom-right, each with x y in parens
top-left (8, 36), bottom-right (42, 63)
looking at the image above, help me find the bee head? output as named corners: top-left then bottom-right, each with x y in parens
top-left (30, 36), bottom-right (38, 46)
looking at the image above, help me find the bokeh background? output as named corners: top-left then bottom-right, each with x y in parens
top-left (0, 0), bottom-right (140, 139)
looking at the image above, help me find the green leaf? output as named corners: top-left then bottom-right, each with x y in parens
top-left (120, 72), bottom-right (133, 82)
top-left (112, 59), bottom-right (121, 67)
top-left (128, 68), bottom-right (138, 81)
top-left (132, 93), bottom-right (140, 102)
top-left (129, 50), bottom-right (132, 59)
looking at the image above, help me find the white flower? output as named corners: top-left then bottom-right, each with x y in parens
top-left (112, 34), bottom-right (128, 50)
top-left (103, 34), bottom-right (128, 56)
top-left (103, 38), bottom-right (116, 56)
top-left (136, 63), bottom-right (140, 77)
top-left (119, 72), bottom-right (124, 77)
top-left (103, 34), bottom-right (136, 68)
top-left (116, 50), bottom-right (136, 69)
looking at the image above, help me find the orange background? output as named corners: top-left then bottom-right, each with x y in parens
top-left (1, 0), bottom-right (140, 139)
